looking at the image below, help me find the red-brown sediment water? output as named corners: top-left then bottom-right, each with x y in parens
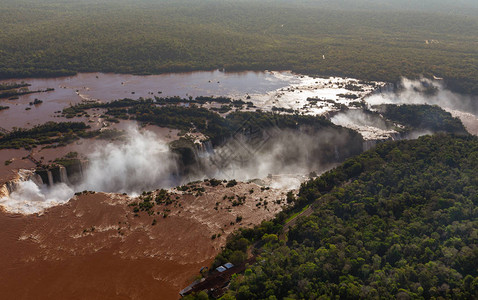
top-left (0, 182), bottom-right (286, 299)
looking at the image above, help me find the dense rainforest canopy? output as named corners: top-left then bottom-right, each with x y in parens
top-left (376, 104), bottom-right (468, 135)
top-left (0, 0), bottom-right (477, 94)
top-left (196, 134), bottom-right (478, 299)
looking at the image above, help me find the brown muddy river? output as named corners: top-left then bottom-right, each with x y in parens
top-left (0, 182), bottom-right (285, 299)
top-left (0, 70), bottom-right (295, 130)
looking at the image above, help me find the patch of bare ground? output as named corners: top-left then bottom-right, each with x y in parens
top-left (0, 181), bottom-right (287, 299)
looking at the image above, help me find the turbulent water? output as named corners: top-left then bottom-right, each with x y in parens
top-left (1, 181), bottom-right (74, 214)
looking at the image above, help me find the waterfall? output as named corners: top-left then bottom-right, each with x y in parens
top-left (1, 181), bottom-right (19, 197)
top-left (0, 184), bottom-right (10, 199)
top-left (195, 140), bottom-right (214, 158)
top-left (79, 160), bottom-right (89, 178)
top-left (203, 140), bottom-right (214, 154)
top-left (362, 131), bottom-right (405, 152)
top-left (0, 168), bottom-right (75, 214)
top-left (59, 166), bottom-right (69, 184)
top-left (31, 173), bottom-right (44, 186)
top-left (0, 169), bottom-right (44, 198)
top-left (390, 132), bottom-right (403, 141)
top-left (63, 160), bottom-right (88, 185)
top-left (78, 161), bottom-right (84, 178)
top-left (47, 170), bottom-right (54, 186)
top-left (363, 140), bottom-right (377, 152)
top-left (371, 82), bottom-right (395, 95)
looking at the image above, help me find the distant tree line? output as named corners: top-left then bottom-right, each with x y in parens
top-left (0, 1), bottom-right (477, 94)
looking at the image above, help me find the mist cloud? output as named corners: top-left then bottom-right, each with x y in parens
top-left (78, 127), bottom-right (178, 194)
top-left (1, 126), bottom-right (179, 213)
top-left (366, 78), bottom-right (478, 115)
top-left (200, 128), bottom-right (356, 184)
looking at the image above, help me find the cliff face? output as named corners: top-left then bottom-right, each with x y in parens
top-left (171, 126), bottom-right (364, 182)
top-left (35, 159), bottom-right (88, 186)
top-left (1, 163), bottom-right (82, 198)
top-left (362, 131), bottom-right (405, 151)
